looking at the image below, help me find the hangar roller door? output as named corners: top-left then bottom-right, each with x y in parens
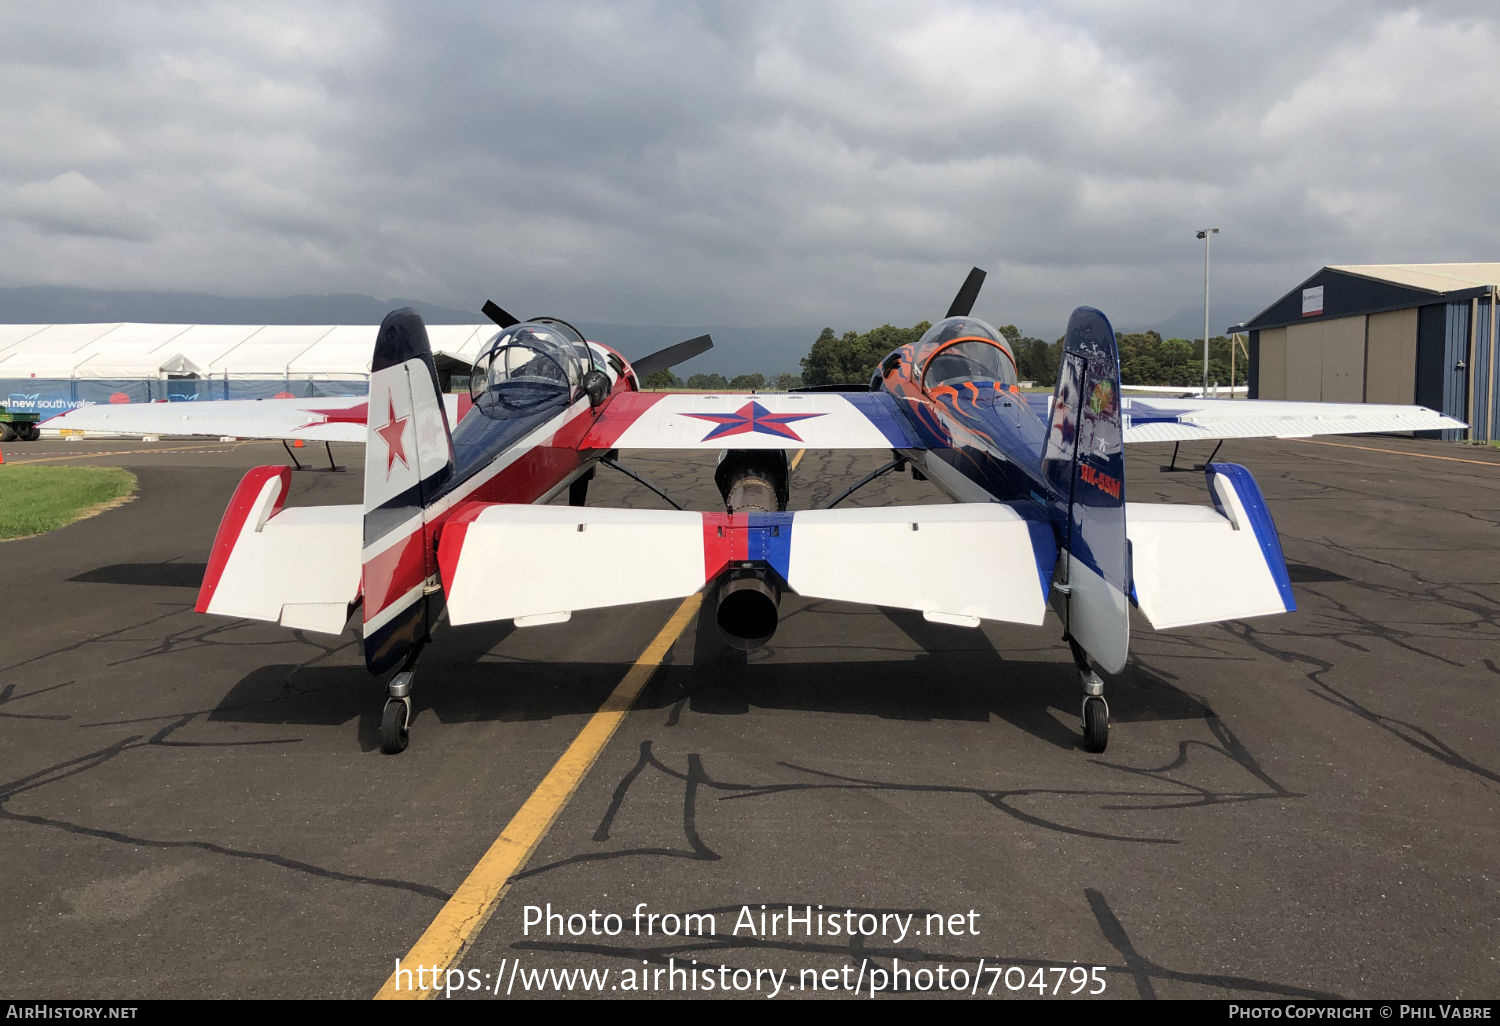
top-left (1284, 322), bottom-right (1324, 400)
top-left (1283, 316), bottom-right (1366, 402)
top-left (1365, 308), bottom-right (1418, 404)
top-left (1320, 317), bottom-right (1364, 401)
top-left (1257, 327), bottom-right (1287, 399)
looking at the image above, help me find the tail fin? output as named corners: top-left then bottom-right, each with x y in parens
top-left (361, 309), bottom-right (456, 674)
top-left (1040, 307), bottom-right (1129, 673)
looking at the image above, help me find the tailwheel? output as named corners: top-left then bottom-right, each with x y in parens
top-left (380, 697), bottom-right (410, 755)
top-left (1082, 695), bottom-right (1109, 753)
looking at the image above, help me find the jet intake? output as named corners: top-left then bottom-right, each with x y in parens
top-left (715, 570), bottom-right (781, 650)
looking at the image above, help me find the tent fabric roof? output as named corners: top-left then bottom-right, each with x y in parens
top-left (0, 323), bottom-right (496, 379)
top-left (1326, 263), bottom-right (1500, 293)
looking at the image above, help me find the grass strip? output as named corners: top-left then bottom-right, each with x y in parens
top-left (0, 465), bottom-right (138, 540)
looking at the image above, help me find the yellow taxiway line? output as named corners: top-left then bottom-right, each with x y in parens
top-left (790, 448), bottom-right (805, 471)
top-left (374, 593), bottom-right (704, 1000)
top-left (1288, 437), bottom-right (1500, 467)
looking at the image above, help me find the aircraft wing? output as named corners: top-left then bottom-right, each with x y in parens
top-left (47, 394), bottom-right (468, 443)
top-left (580, 391), bottom-right (923, 450)
top-left (1022, 394), bottom-right (1465, 442)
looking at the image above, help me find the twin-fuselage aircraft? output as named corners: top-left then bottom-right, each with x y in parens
top-left (54, 271), bottom-right (1464, 755)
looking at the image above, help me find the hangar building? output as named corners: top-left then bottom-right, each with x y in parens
top-left (0, 323), bottom-right (491, 421)
top-left (1238, 263), bottom-right (1499, 441)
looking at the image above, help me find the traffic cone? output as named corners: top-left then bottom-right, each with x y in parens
top-left (293, 439), bottom-right (304, 448)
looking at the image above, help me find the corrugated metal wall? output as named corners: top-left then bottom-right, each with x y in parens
top-left (1444, 303), bottom-right (1468, 440)
top-left (1459, 296), bottom-right (1500, 442)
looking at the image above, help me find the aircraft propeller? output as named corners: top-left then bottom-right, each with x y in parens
top-left (629, 334), bottom-right (714, 381)
top-left (945, 267), bottom-right (987, 318)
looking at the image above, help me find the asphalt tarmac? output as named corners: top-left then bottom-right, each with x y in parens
top-left (0, 433), bottom-right (1495, 1000)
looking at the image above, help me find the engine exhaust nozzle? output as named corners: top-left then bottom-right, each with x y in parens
top-left (715, 571), bottom-right (780, 650)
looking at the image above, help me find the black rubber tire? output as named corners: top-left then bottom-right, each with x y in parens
top-left (21, 424), bottom-right (40, 441)
top-left (380, 700), bottom-right (409, 755)
top-left (0, 422), bottom-right (15, 442)
top-left (1082, 697), bottom-right (1109, 753)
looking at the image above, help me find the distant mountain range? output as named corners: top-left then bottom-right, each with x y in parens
top-left (0, 285), bottom-right (1265, 378)
top-left (1120, 301), bottom-right (1264, 341)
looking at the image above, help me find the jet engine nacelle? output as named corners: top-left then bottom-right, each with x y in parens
top-left (715, 568), bottom-right (781, 650)
top-left (715, 449), bottom-right (789, 514)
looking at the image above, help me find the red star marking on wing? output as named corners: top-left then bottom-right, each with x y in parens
top-left (682, 400), bottom-right (825, 442)
top-left (294, 401), bottom-right (369, 430)
top-left (374, 393), bottom-right (410, 477)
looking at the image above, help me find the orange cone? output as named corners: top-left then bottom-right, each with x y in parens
top-left (293, 439), bottom-right (304, 448)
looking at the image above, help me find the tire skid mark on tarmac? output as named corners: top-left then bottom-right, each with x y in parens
top-left (0, 715), bottom-right (453, 901)
top-left (513, 714), bottom-right (1302, 883)
top-left (1, 613), bottom-right (448, 901)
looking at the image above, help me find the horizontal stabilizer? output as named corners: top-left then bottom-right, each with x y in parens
top-left (438, 506), bottom-right (708, 626)
top-left (1127, 462), bottom-right (1295, 629)
top-left (197, 466), bottom-right (362, 634)
top-left (779, 504), bottom-right (1055, 626)
top-left (436, 503), bottom-right (1057, 628)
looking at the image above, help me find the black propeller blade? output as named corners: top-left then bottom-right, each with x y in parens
top-left (945, 267), bottom-right (987, 318)
top-left (631, 333), bottom-right (714, 381)
top-left (481, 300), bottom-right (520, 329)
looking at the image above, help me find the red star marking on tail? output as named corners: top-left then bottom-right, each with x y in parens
top-left (375, 393), bottom-right (410, 477)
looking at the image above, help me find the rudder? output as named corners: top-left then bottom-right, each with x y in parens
top-left (361, 308), bottom-right (456, 674)
top-left (1040, 307), bottom-right (1129, 673)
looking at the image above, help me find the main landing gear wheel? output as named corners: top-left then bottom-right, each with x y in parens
top-left (380, 698), bottom-right (409, 754)
top-left (1082, 695), bottom-right (1109, 753)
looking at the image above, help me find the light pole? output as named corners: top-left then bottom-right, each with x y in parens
top-left (1196, 228), bottom-right (1219, 392)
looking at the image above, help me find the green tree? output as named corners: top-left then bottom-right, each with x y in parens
top-left (729, 373), bottom-right (767, 391)
top-left (1014, 337), bottom-right (1061, 384)
top-left (800, 321), bottom-right (931, 386)
top-left (685, 372), bottom-right (730, 390)
top-left (773, 372), bottom-right (804, 391)
top-left (641, 369), bottom-right (682, 390)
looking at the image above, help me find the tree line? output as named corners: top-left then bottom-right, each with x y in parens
top-left (640, 325), bottom-right (1245, 391)
top-left (799, 323), bottom-right (1245, 388)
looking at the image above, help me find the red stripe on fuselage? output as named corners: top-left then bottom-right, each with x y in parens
top-left (701, 513), bottom-right (749, 582)
top-left (197, 465), bottom-right (290, 614)
top-left (578, 391), bottom-right (670, 449)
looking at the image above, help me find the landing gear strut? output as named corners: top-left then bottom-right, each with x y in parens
top-left (1068, 636), bottom-right (1110, 753)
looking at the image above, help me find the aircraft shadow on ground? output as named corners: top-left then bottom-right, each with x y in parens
top-left (204, 603), bottom-right (1209, 755)
top-left (68, 562), bottom-right (209, 588)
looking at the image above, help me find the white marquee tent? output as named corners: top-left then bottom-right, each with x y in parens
top-left (0, 322), bottom-right (494, 382)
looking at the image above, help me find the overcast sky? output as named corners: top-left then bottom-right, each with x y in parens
top-left (2, 1), bottom-right (1496, 338)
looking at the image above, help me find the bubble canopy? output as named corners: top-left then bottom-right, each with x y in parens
top-left (914, 316), bottom-right (1018, 390)
top-left (469, 318), bottom-right (596, 411)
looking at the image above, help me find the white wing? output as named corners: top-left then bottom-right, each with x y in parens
top-left (1118, 398), bottom-right (1465, 443)
top-left (47, 394), bottom-right (466, 443)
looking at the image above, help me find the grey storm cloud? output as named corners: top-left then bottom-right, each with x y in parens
top-left (0, 0), bottom-right (1496, 337)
